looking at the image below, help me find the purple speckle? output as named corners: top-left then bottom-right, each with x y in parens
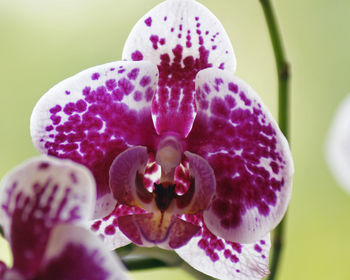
top-left (127, 68), bottom-right (140, 80)
top-left (230, 255), bottom-right (239, 263)
top-left (150, 35), bottom-right (159, 50)
top-left (105, 79), bottom-right (117, 91)
top-left (118, 78), bottom-right (134, 95)
top-left (50, 115), bottom-right (61, 125)
top-left (65, 90), bottom-right (71, 95)
top-left (239, 91), bottom-right (252, 106)
top-left (63, 102), bottom-right (76, 115)
top-left (134, 91), bottom-right (143, 102)
top-left (76, 99), bottom-right (87, 112)
top-left (50, 105), bottom-right (62, 114)
top-left (45, 125), bottom-right (54, 132)
top-left (254, 244), bottom-right (262, 253)
top-left (91, 73), bottom-right (100, 80)
top-left (144, 17), bottom-right (152, 27)
top-left (70, 172), bottom-right (78, 184)
top-left (199, 36), bottom-right (204, 45)
top-left (104, 225), bottom-right (116, 235)
top-left (140, 76), bottom-right (151, 87)
top-left (91, 220), bottom-right (101, 232)
top-left (131, 50), bottom-right (143, 61)
top-left (228, 82), bottom-right (239, 93)
top-left (203, 83), bottom-right (211, 94)
top-left (82, 86), bottom-right (91, 96)
top-left (38, 162), bottom-right (50, 170)
top-left (159, 38), bottom-right (166, 45)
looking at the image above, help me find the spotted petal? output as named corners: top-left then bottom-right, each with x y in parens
top-left (176, 215), bottom-right (270, 280)
top-left (0, 156), bottom-right (95, 278)
top-left (36, 224), bottom-right (129, 280)
top-left (30, 61), bottom-right (159, 218)
top-left (187, 68), bottom-right (293, 243)
top-left (326, 94), bottom-right (350, 193)
top-left (123, 0), bottom-right (236, 137)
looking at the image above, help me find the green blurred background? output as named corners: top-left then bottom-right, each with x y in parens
top-left (1, 0), bottom-right (350, 279)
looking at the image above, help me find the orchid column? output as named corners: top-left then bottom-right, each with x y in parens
top-left (30, 0), bottom-right (294, 279)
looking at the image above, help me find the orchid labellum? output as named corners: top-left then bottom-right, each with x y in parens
top-left (30, 0), bottom-right (293, 279)
top-left (0, 157), bottom-right (128, 280)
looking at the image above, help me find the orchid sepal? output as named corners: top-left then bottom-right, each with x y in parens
top-left (123, 0), bottom-right (236, 138)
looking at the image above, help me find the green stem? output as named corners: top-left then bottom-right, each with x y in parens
top-left (259, 0), bottom-right (291, 279)
top-left (122, 257), bottom-right (170, 270)
top-left (115, 245), bottom-right (216, 279)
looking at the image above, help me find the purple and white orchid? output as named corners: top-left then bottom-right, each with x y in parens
top-left (30, 0), bottom-right (293, 279)
top-left (0, 157), bottom-right (128, 280)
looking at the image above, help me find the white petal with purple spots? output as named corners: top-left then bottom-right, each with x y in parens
top-left (187, 68), bottom-right (293, 243)
top-left (175, 215), bottom-right (270, 280)
top-left (30, 61), bottom-right (159, 218)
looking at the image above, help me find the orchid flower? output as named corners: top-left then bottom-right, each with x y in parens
top-left (30, 0), bottom-right (293, 279)
top-left (0, 157), bottom-right (128, 280)
top-left (326, 94), bottom-right (350, 194)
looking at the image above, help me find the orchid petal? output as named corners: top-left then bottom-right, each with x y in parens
top-left (89, 204), bottom-right (146, 250)
top-left (326, 94), bottom-right (350, 193)
top-left (118, 213), bottom-right (200, 249)
top-left (109, 146), bottom-right (155, 211)
top-left (30, 61), bottom-right (159, 218)
top-left (123, 0), bottom-right (236, 137)
top-left (187, 68), bottom-right (293, 243)
top-left (36, 224), bottom-right (129, 280)
top-left (176, 215), bottom-right (270, 280)
top-left (175, 151), bottom-right (215, 214)
top-left (0, 261), bottom-right (8, 279)
top-left (0, 156), bottom-right (95, 278)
